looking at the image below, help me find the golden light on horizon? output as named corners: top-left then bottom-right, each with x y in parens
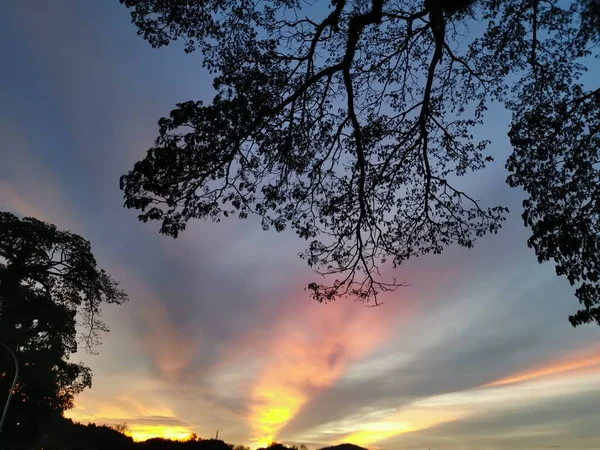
top-left (255, 439), bottom-right (272, 449)
top-left (341, 407), bottom-right (468, 447)
top-left (127, 425), bottom-right (194, 442)
top-left (342, 422), bottom-right (415, 447)
top-left (64, 390), bottom-right (195, 443)
top-left (484, 352), bottom-right (600, 388)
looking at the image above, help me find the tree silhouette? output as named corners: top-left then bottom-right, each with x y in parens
top-left (119, 0), bottom-right (599, 325)
top-left (136, 437), bottom-right (236, 450)
top-left (23, 420), bottom-right (368, 450)
top-left (37, 419), bottom-right (135, 450)
top-left (0, 211), bottom-right (127, 447)
top-left (257, 443), bottom-right (297, 450)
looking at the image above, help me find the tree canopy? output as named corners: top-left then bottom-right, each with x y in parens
top-left (119, 0), bottom-right (599, 325)
top-left (0, 211), bottom-right (127, 447)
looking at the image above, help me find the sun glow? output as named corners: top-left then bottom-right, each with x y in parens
top-left (128, 425), bottom-right (193, 442)
top-left (246, 298), bottom-right (408, 445)
top-left (250, 378), bottom-right (308, 445)
top-left (252, 389), bottom-right (298, 446)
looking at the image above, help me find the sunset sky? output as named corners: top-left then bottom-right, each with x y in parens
top-left (1, 2), bottom-right (599, 449)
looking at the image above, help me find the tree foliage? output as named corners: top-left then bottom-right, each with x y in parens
top-left (0, 212), bottom-right (127, 346)
top-left (119, 0), bottom-right (599, 325)
top-left (0, 211), bottom-right (127, 446)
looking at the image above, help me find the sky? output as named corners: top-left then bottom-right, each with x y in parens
top-left (0, 1), bottom-right (599, 449)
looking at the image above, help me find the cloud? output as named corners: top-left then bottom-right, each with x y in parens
top-left (4, 1), bottom-right (600, 447)
top-left (0, 119), bottom-right (81, 231)
top-left (334, 348), bottom-right (600, 448)
top-left (204, 293), bottom-right (414, 446)
top-left (484, 347), bottom-right (600, 388)
top-left (0, 182), bottom-right (51, 223)
top-left (341, 405), bottom-right (468, 447)
top-left (276, 260), bottom-right (600, 447)
top-left (394, 389), bottom-right (600, 450)
top-left (297, 361), bottom-right (600, 448)
top-left (274, 263), bottom-right (560, 439)
top-left (130, 277), bottom-right (198, 377)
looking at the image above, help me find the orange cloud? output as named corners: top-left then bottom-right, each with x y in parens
top-left (484, 349), bottom-right (600, 388)
top-left (245, 296), bottom-right (411, 446)
top-left (112, 269), bottom-right (198, 376)
top-left (138, 298), bottom-right (197, 375)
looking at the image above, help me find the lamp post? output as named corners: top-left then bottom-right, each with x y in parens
top-left (0, 342), bottom-right (19, 437)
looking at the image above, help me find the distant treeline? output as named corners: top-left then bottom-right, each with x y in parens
top-left (6, 417), bottom-right (368, 450)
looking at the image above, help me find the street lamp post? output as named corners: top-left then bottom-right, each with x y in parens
top-left (0, 342), bottom-right (19, 437)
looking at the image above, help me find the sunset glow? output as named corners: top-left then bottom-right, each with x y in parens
top-left (251, 387), bottom-right (298, 445)
top-left (3, 2), bottom-right (600, 448)
top-left (246, 299), bottom-right (408, 444)
top-left (128, 426), bottom-right (193, 442)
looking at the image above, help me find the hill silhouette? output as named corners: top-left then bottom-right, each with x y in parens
top-left (257, 443), bottom-right (367, 450)
top-left (319, 445), bottom-right (368, 450)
